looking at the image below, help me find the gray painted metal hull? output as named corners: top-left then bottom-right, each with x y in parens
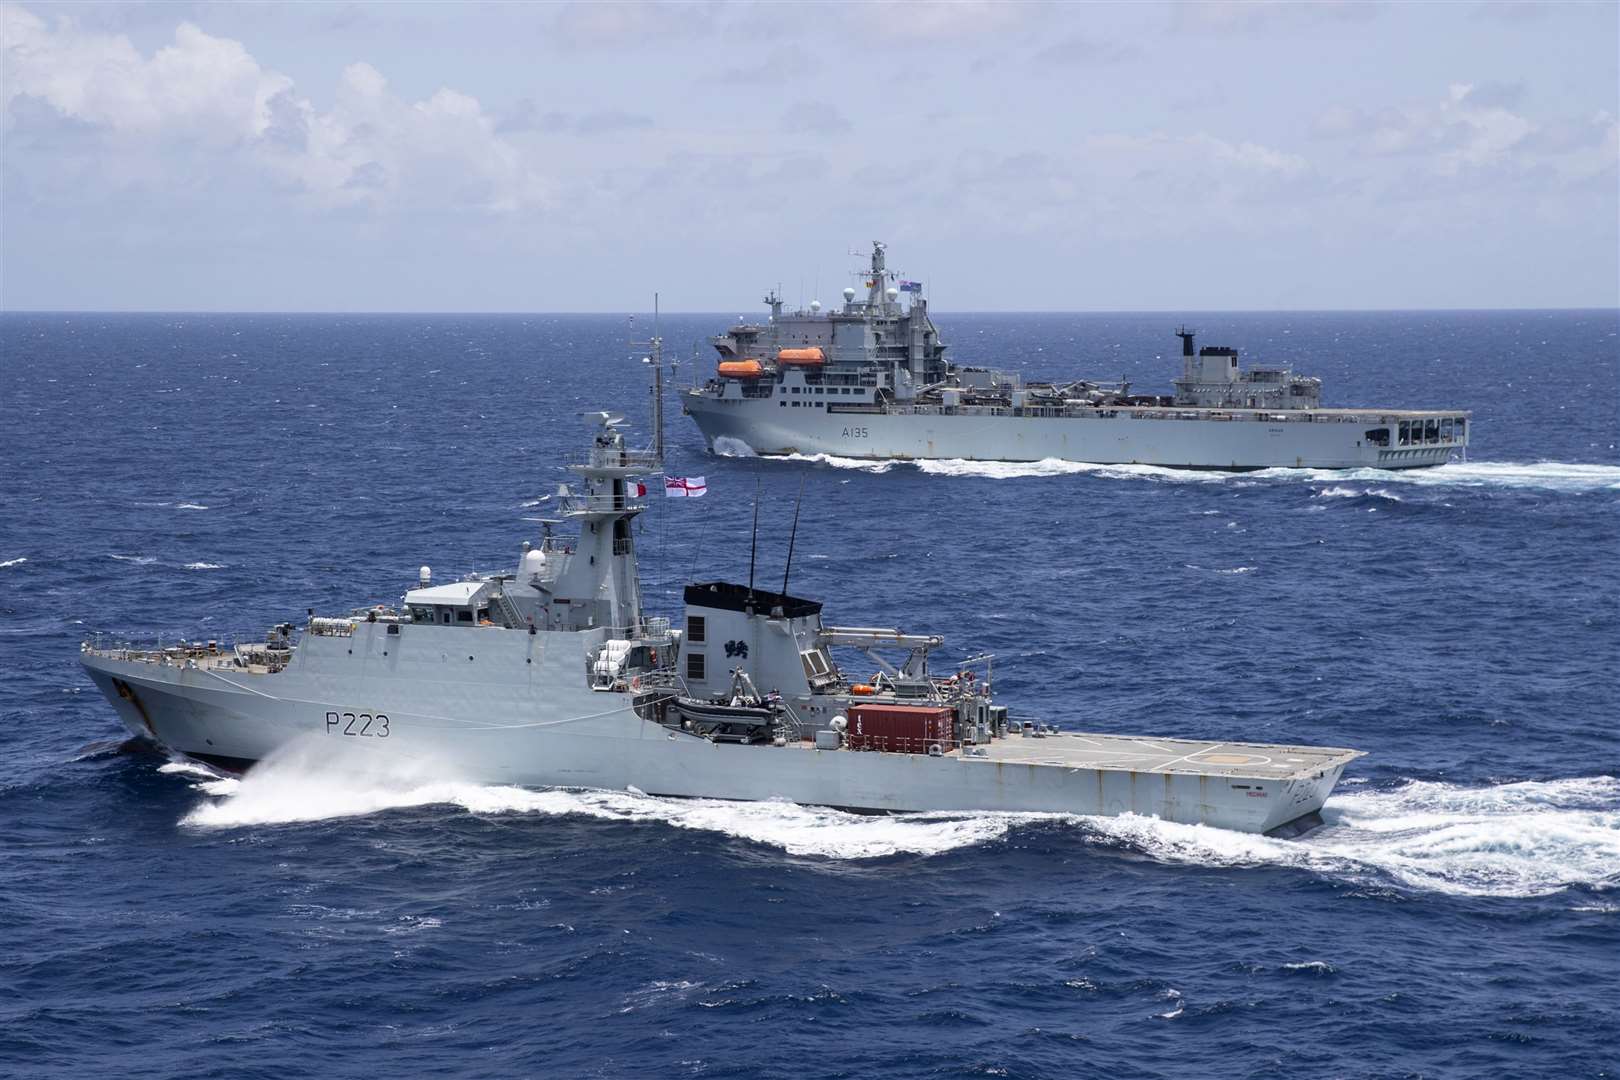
top-left (82, 623), bottom-right (1352, 835)
top-left (684, 394), bottom-right (1457, 470)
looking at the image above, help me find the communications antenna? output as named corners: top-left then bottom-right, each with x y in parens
top-left (629, 293), bottom-right (666, 460)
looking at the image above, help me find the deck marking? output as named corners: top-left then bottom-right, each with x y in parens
top-left (1150, 742), bottom-right (1223, 773)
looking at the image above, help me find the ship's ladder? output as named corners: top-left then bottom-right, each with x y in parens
top-left (494, 591), bottom-right (528, 630)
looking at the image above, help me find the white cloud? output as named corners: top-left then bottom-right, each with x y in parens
top-left (1312, 81), bottom-right (1614, 182)
top-left (1, 3), bottom-right (544, 212)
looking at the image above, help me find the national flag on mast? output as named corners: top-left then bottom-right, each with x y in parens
top-left (899, 280), bottom-right (923, 293)
top-left (663, 476), bottom-right (707, 498)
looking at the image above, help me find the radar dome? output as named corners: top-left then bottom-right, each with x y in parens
top-left (842, 287), bottom-right (856, 301)
top-left (809, 299), bottom-right (821, 312)
top-left (418, 565), bottom-right (432, 586)
top-left (886, 287), bottom-right (899, 301)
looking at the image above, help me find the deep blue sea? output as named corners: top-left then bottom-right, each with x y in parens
top-left (2, 309), bottom-right (1617, 1079)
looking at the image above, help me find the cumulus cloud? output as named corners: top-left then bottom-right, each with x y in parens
top-left (1312, 81), bottom-right (1614, 182)
top-left (1, 3), bottom-right (544, 212)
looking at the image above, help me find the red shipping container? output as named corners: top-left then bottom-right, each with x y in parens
top-left (845, 703), bottom-right (955, 754)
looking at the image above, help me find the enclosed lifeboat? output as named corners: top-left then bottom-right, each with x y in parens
top-left (777, 347), bottom-right (825, 366)
top-left (717, 358), bottom-right (765, 379)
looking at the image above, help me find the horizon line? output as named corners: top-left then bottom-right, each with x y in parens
top-left (2, 305), bottom-right (1617, 317)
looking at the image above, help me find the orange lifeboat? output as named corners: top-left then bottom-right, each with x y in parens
top-left (717, 358), bottom-right (765, 378)
top-left (777, 347), bottom-right (825, 366)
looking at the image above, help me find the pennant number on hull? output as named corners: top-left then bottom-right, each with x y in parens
top-left (324, 711), bottom-right (391, 738)
top-left (842, 427), bottom-right (869, 438)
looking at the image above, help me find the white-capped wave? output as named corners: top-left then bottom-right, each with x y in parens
top-left (175, 502), bottom-right (210, 511)
top-left (711, 436), bottom-right (758, 458)
top-left (1085, 776), bottom-right (1620, 898)
top-left (0, 556), bottom-right (25, 569)
top-left (179, 738), bottom-right (1038, 857)
top-left (159, 759), bottom-right (226, 781)
top-left (183, 561), bottom-right (225, 571)
top-left (110, 554), bottom-right (157, 565)
top-left (1316, 485), bottom-right (1402, 502)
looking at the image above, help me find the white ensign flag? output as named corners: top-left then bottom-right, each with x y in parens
top-left (663, 476), bottom-right (707, 498)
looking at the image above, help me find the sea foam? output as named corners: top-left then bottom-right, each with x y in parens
top-left (173, 742), bottom-right (1619, 893)
top-left (734, 451), bottom-right (1620, 493)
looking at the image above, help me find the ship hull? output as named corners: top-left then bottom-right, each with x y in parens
top-left (684, 394), bottom-right (1460, 470)
top-left (82, 634), bottom-right (1346, 835)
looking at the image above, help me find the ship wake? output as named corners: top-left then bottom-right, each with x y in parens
top-left (1085, 775), bottom-right (1620, 898)
top-left (173, 738), bottom-right (1035, 858)
top-left (171, 743), bottom-right (1620, 893)
top-left (763, 453), bottom-right (1620, 492)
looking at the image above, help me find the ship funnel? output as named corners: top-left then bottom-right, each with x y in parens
top-left (1175, 326), bottom-right (1197, 357)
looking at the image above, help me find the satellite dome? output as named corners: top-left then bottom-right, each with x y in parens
top-left (886, 287), bottom-right (899, 301)
top-left (842, 287), bottom-right (856, 301)
top-left (809, 299), bottom-right (821, 312)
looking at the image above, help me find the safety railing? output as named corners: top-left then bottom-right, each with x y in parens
top-left (577, 446), bottom-right (662, 471)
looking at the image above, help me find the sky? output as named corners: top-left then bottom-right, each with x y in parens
top-left (1, 0), bottom-right (1616, 313)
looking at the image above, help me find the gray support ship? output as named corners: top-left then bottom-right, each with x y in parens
top-left (81, 415), bottom-right (1361, 835)
top-left (683, 242), bottom-right (1470, 470)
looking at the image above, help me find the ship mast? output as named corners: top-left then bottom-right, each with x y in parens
top-left (630, 294), bottom-right (667, 461)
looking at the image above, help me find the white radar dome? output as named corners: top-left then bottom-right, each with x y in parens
top-left (842, 287), bottom-right (856, 301)
top-left (520, 548), bottom-right (548, 576)
top-left (419, 565), bottom-right (432, 586)
top-left (886, 287), bottom-right (899, 301)
top-left (809, 299), bottom-right (821, 312)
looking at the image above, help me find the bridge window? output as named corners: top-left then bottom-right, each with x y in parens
top-left (687, 615), bottom-right (705, 643)
top-left (1365, 428), bottom-right (1390, 447)
top-left (1442, 418), bottom-right (1454, 441)
top-left (686, 652), bottom-right (705, 681)
top-left (1398, 421), bottom-right (1410, 445)
top-left (1425, 419), bottom-right (1439, 443)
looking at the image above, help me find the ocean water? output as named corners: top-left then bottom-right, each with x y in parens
top-left (1, 309), bottom-right (1617, 1079)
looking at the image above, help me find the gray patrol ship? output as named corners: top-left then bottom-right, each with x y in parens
top-left (683, 242), bottom-right (1470, 470)
top-left (81, 415), bottom-right (1361, 835)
